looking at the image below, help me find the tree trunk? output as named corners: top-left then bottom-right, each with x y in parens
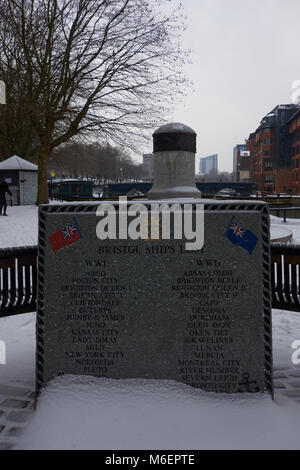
top-left (36, 143), bottom-right (49, 205)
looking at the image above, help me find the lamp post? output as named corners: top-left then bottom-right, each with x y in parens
top-left (50, 171), bottom-right (55, 200)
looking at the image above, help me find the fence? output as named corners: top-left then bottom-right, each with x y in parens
top-left (271, 243), bottom-right (300, 311)
top-left (0, 246), bottom-right (37, 317)
top-left (1, 244), bottom-right (300, 317)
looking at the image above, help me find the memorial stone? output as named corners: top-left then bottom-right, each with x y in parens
top-left (36, 123), bottom-right (273, 397)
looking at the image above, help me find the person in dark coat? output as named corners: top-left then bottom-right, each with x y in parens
top-left (0, 179), bottom-right (13, 216)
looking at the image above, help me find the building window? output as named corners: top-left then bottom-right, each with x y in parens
top-left (264, 159), bottom-right (273, 169)
top-left (264, 138), bottom-right (270, 145)
top-left (264, 128), bottom-right (270, 133)
top-left (264, 174), bottom-right (273, 182)
top-left (297, 159), bottom-right (299, 169)
top-left (264, 150), bottom-right (270, 156)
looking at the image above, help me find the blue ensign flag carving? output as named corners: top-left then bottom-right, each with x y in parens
top-left (225, 217), bottom-right (258, 255)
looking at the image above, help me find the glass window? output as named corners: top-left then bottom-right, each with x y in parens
top-left (264, 159), bottom-right (273, 168)
top-left (264, 174), bottom-right (273, 182)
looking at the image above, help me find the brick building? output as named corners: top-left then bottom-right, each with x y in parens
top-left (290, 108), bottom-right (300, 194)
top-left (233, 144), bottom-right (250, 181)
top-left (246, 104), bottom-right (300, 194)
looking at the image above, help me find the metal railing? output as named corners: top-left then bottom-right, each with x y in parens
top-left (0, 246), bottom-right (37, 317)
top-left (271, 243), bottom-right (300, 311)
top-left (1, 244), bottom-right (300, 317)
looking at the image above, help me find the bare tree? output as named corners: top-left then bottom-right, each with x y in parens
top-left (50, 141), bottom-right (139, 180)
top-left (0, 15), bottom-right (40, 161)
top-left (0, 0), bottom-right (188, 203)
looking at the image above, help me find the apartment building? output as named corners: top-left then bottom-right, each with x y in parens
top-left (199, 154), bottom-right (218, 175)
top-left (290, 108), bottom-right (300, 194)
top-left (246, 104), bottom-right (300, 194)
top-left (233, 144), bottom-right (250, 182)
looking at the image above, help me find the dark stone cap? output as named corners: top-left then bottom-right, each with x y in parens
top-left (153, 122), bottom-right (197, 153)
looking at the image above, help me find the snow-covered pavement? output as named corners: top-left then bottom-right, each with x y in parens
top-left (270, 214), bottom-right (300, 244)
top-left (0, 205), bottom-right (300, 449)
top-left (0, 309), bottom-right (300, 450)
top-left (0, 205), bottom-right (38, 249)
top-left (0, 312), bottom-right (35, 450)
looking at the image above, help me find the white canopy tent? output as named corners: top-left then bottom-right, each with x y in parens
top-left (0, 155), bottom-right (38, 205)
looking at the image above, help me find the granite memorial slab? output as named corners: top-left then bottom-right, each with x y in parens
top-left (36, 200), bottom-right (273, 396)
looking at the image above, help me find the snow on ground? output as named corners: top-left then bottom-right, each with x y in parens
top-left (13, 376), bottom-right (300, 450)
top-left (0, 312), bottom-right (36, 450)
top-left (270, 214), bottom-right (300, 244)
top-left (0, 309), bottom-right (299, 450)
top-left (0, 205), bottom-right (38, 248)
top-left (0, 204), bottom-right (300, 449)
top-left (0, 312), bottom-right (35, 389)
top-left (0, 202), bottom-right (88, 249)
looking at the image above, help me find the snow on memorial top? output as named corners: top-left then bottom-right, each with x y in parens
top-left (153, 123), bottom-right (197, 153)
top-left (153, 123), bottom-right (196, 135)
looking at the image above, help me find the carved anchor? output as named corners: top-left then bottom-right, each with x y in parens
top-left (238, 373), bottom-right (260, 393)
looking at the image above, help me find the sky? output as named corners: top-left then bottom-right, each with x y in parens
top-left (153, 0), bottom-right (300, 173)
